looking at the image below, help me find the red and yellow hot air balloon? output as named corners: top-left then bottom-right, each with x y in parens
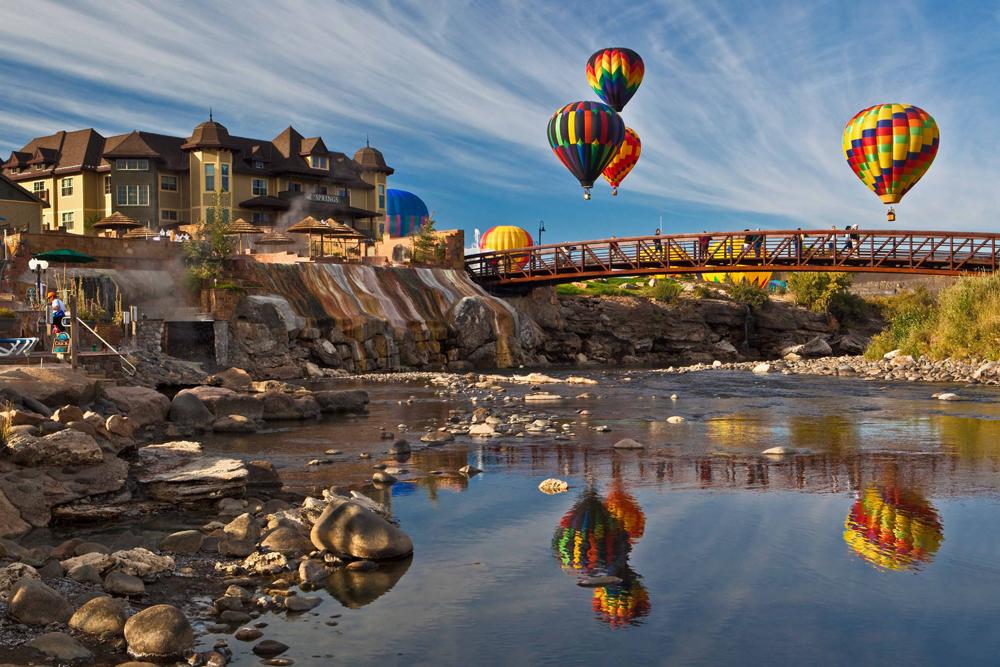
top-left (843, 104), bottom-right (939, 221)
top-left (586, 48), bottom-right (645, 113)
top-left (604, 479), bottom-right (645, 542)
top-left (592, 567), bottom-right (650, 628)
top-left (602, 128), bottom-right (641, 196)
top-left (843, 486), bottom-right (943, 571)
top-left (480, 225), bottom-right (533, 269)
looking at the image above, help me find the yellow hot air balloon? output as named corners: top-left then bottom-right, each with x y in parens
top-left (479, 225), bottom-right (534, 269)
top-left (701, 237), bottom-right (771, 287)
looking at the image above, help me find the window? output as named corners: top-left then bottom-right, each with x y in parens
top-left (59, 178), bottom-right (73, 196)
top-left (61, 212), bottom-right (74, 227)
top-left (33, 164), bottom-right (44, 171)
top-left (251, 212), bottom-right (267, 225)
top-left (337, 187), bottom-right (348, 199)
top-left (206, 208), bottom-right (230, 224)
top-left (104, 176), bottom-right (111, 194)
top-left (378, 183), bottom-right (385, 209)
top-left (253, 160), bottom-right (265, 169)
top-left (204, 164), bottom-right (215, 191)
top-left (115, 159), bottom-right (149, 171)
top-left (221, 164), bottom-right (230, 192)
top-left (161, 209), bottom-right (178, 222)
top-left (33, 182), bottom-right (45, 192)
top-left (116, 184), bottom-right (149, 206)
top-left (252, 178), bottom-right (267, 196)
top-left (160, 175), bottom-right (178, 191)
top-left (315, 185), bottom-right (327, 195)
top-left (312, 155), bottom-right (328, 170)
top-left (288, 181), bottom-right (301, 193)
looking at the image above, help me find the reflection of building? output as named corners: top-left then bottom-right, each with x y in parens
top-left (843, 486), bottom-right (943, 571)
top-left (2, 119), bottom-right (391, 238)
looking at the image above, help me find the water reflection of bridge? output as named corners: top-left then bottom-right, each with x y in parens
top-left (466, 229), bottom-right (1000, 289)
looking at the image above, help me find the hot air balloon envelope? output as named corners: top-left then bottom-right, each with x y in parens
top-left (602, 128), bottom-right (642, 196)
top-left (843, 104), bottom-right (939, 205)
top-left (480, 225), bottom-right (533, 269)
top-left (586, 48), bottom-right (645, 112)
top-left (385, 189), bottom-right (429, 237)
top-left (547, 101), bottom-right (626, 198)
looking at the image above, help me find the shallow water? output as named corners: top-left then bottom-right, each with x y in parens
top-left (195, 370), bottom-right (1000, 666)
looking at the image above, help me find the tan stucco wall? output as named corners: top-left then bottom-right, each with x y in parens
top-left (0, 199), bottom-right (43, 233)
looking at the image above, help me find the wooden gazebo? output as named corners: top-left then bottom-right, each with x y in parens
top-left (93, 212), bottom-right (141, 238)
top-left (287, 216), bottom-right (333, 258)
top-left (224, 217), bottom-right (264, 253)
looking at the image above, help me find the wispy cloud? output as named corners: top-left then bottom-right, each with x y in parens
top-left (0, 0), bottom-right (997, 235)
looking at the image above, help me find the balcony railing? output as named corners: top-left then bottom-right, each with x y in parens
top-left (278, 190), bottom-right (348, 206)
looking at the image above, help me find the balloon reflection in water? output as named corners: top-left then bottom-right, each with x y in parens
top-left (553, 488), bottom-right (631, 575)
top-left (604, 479), bottom-right (645, 543)
top-left (843, 486), bottom-right (943, 571)
top-left (592, 566), bottom-right (651, 628)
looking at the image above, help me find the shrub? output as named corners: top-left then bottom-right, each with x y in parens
top-left (651, 280), bottom-right (683, 303)
top-left (693, 284), bottom-right (715, 299)
top-left (730, 282), bottom-right (769, 308)
top-left (864, 287), bottom-right (937, 359)
top-left (787, 272), bottom-right (854, 312)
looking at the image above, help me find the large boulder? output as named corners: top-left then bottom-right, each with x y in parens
top-left (313, 389), bottom-right (369, 414)
top-left (259, 392), bottom-right (320, 420)
top-left (310, 497), bottom-right (413, 560)
top-left (158, 530), bottom-right (204, 555)
top-left (782, 336), bottom-right (833, 358)
top-left (448, 297), bottom-right (497, 360)
top-left (0, 488), bottom-right (31, 537)
top-left (260, 526), bottom-right (313, 557)
top-left (0, 366), bottom-right (100, 407)
top-left (26, 632), bottom-right (93, 661)
top-left (9, 578), bottom-right (73, 625)
top-left (136, 442), bottom-right (247, 502)
top-left (103, 386), bottom-right (170, 428)
top-left (208, 367), bottom-right (253, 392)
top-left (6, 428), bottom-right (104, 467)
top-left (111, 548), bottom-right (174, 578)
top-left (69, 595), bottom-right (129, 636)
top-left (0, 562), bottom-right (39, 600)
top-left (168, 391), bottom-right (214, 428)
top-left (219, 513), bottom-right (259, 557)
top-left (124, 604), bottom-right (194, 660)
top-left (175, 386), bottom-right (264, 420)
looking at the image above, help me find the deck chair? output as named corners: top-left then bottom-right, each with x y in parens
top-left (0, 337), bottom-right (39, 357)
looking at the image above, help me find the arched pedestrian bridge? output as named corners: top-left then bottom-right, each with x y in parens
top-left (465, 229), bottom-right (1000, 289)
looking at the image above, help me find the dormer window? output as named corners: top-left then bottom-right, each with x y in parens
top-left (312, 155), bottom-right (328, 170)
top-left (253, 160), bottom-right (265, 170)
top-left (33, 164), bottom-right (44, 171)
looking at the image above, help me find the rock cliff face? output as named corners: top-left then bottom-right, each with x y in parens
top-left (229, 263), bottom-right (537, 375)
top-left (505, 288), bottom-right (840, 366)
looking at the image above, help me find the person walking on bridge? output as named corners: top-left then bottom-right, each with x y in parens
top-left (794, 228), bottom-right (804, 260)
top-left (753, 228), bottom-right (764, 259)
top-left (654, 228), bottom-right (662, 258)
top-left (698, 231), bottom-right (712, 263)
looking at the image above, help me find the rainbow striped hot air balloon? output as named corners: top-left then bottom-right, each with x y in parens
top-left (547, 101), bottom-right (626, 199)
top-left (843, 486), bottom-right (944, 572)
top-left (480, 225), bottom-right (533, 269)
top-left (586, 48), bottom-right (645, 113)
top-left (592, 566), bottom-right (651, 628)
top-left (553, 489), bottom-right (631, 575)
top-left (602, 127), bottom-right (641, 196)
top-left (604, 480), bottom-right (645, 542)
top-left (843, 104), bottom-right (939, 218)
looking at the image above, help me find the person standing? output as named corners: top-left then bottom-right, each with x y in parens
top-left (794, 227), bottom-right (804, 259)
top-left (48, 291), bottom-right (66, 332)
top-left (698, 231), bottom-right (711, 262)
top-left (753, 228), bottom-right (764, 258)
top-left (654, 228), bottom-right (662, 257)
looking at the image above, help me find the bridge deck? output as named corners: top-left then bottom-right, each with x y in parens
top-left (465, 229), bottom-right (1000, 287)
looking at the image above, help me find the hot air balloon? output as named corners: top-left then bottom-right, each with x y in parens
top-left (385, 189), bottom-right (429, 237)
top-left (602, 128), bottom-right (641, 196)
top-left (604, 479), bottom-right (645, 542)
top-left (843, 104), bottom-right (939, 221)
top-left (843, 486), bottom-right (943, 571)
top-left (586, 48), bottom-right (645, 112)
top-left (547, 101), bottom-right (626, 200)
top-left (552, 488), bottom-right (631, 575)
top-left (480, 225), bottom-right (533, 269)
top-left (592, 566), bottom-right (651, 628)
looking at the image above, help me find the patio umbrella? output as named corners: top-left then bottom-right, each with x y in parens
top-left (224, 217), bottom-right (264, 253)
top-left (93, 211), bottom-right (141, 238)
top-left (32, 249), bottom-right (96, 264)
top-left (123, 227), bottom-right (157, 239)
top-left (323, 219), bottom-right (368, 257)
top-left (286, 216), bottom-right (333, 257)
top-left (255, 231), bottom-right (296, 249)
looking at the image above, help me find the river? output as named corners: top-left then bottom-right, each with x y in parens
top-left (189, 370), bottom-right (1000, 665)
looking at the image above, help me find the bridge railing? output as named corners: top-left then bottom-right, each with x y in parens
top-left (465, 229), bottom-right (1000, 285)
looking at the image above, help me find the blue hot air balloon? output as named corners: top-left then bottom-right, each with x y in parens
top-left (385, 189), bottom-right (429, 237)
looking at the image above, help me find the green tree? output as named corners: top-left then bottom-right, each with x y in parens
top-left (787, 272), bottom-right (854, 312)
top-left (412, 218), bottom-right (444, 264)
top-left (184, 190), bottom-right (233, 284)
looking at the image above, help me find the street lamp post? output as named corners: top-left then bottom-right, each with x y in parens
top-left (28, 258), bottom-right (48, 307)
top-left (538, 220), bottom-right (546, 245)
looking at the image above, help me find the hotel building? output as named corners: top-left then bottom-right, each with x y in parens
top-left (1, 117), bottom-right (393, 238)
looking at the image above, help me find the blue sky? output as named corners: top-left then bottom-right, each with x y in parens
top-left (1, 0), bottom-right (998, 244)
